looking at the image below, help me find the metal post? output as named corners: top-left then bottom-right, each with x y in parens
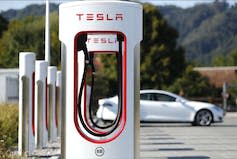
top-left (223, 82), bottom-right (227, 112)
top-left (56, 71), bottom-right (62, 137)
top-left (35, 61), bottom-right (48, 148)
top-left (18, 52), bottom-right (36, 157)
top-left (45, 0), bottom-right (50, 64)
top-left (48, 66), bottom-right (57, 142)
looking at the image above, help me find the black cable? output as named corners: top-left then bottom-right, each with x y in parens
top-left (77, 34), bottom-right (124, 137)
top-left (87, 35), bottom-right (124, 131)
top-left (88, 52), bottom-right (114, 129)
top-left (88, 52), bottom-right (121, 130)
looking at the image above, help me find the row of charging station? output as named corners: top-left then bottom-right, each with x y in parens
top-left (19, 0), bottom-right (142, 158)
top-left (18, 52), bottom-right (62, 156)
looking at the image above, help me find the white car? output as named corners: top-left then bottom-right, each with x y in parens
top-left (96, 90), bottom-right (224, 126)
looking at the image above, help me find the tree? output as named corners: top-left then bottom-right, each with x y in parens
top-left (141, 4), bottom-right (186, 89)
top-left (227, 49), bottom-right (237, 66)
top-left (0, 16), bottom-right (44, 67)
top-left (0, 12), bottom-right (60, 68)
top-left (168, 65), bottom-right (217, 97)
top-left (211, 54), bottom-right (227, 66)
top-left (211, 48), bottom-right (237, 66)
top-left (0, 15), bottom-right (8, 37)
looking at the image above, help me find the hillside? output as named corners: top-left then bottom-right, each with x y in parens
top-left (159, 1), bottom-right (237, 65)
top-left (1, 1), bottom-right (237, 65)
top-left (0, 3), bottom-right (58, 20)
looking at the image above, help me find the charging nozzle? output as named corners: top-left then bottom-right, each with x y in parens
top-left (117, 34), bottom-right (124, 42)
top-left (77, 34), bottom-right (89, 62)
top-left (77, 34), bottom-right (87, 51)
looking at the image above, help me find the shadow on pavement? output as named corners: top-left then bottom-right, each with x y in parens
top-left (143, 156), bottom-right (210, 159)
top-left (167, 156), bottom-right (210, 159)
top-left (141, 148), bottom-right (194, 151)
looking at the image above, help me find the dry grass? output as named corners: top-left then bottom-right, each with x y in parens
top-left (0, 103), bottom-right (18, 158)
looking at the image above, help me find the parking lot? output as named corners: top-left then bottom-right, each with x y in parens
top-left (33, 113), bottom-right (237, 158)
top-left (140, 112), bottom-right (237, 159)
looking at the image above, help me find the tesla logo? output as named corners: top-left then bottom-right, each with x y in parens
top-left (76, 13), bottom-right (123, 21)
top-left (87, 37), bottom-right (117, 44)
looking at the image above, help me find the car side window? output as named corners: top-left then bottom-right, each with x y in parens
top-left (141, 92), bottom-right (176, 102)
top-left (140, 93), bottom-right (149, 100)
top-left (155, 93), bottom-right (176, 102)
top-left (150, 93), bottom-right (159, 101)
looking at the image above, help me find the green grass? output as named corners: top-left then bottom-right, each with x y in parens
top-left (0, 103), bottom-right (18, 158)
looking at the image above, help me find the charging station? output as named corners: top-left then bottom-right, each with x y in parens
top-left (59, 1), bottom-right (142, 158)
top-left (47, 66), bottom-right (57, 142)
top-left (35, 61), bottom-right (48, 148)
top-left (18, 52), bottom-right (36, 156)
top-left (56, 71), bottom-right (62, 137)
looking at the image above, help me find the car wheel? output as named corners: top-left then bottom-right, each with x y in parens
top-left (194, 109), bottom-right (213, 126)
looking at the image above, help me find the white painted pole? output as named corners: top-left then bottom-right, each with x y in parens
top-left (35, 61), bottom-right (48, 148)
top-left (45, 0), bottom-right (50, 64)
top-left (56, 71), bottom-right (62, 137)
top-left (18, 52), bottom-right (36, 157)
top-left (47, 66), bottom-right (57, 142)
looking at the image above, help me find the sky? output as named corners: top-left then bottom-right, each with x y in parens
top-left (0, 0), bottom-right (236, 12)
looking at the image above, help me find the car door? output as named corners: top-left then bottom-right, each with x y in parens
top-left (154, 93), bottom-right (193, 122)
top-left (140, 93), bottom-right (168, 121)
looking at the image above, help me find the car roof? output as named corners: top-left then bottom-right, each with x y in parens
top-left (140, 89), bottom-right (172, 95)
top-left (140, 89), bottom-right (187, 101)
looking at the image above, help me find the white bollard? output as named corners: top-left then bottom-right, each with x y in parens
top-left (47, 66), bottom-right (57, 142)
top-left (56, 71), bottom-right (62, 137)
top-left (18, 52), bottom-right (36, 156)
top-left (35, 61), bottom-right (48, 148)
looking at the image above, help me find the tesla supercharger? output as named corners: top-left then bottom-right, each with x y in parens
top-left (47, 66), bottom-right (58, 142)
top-left (56, 71), bottom-right (62, 137)
top-left (35, 61), bottom-right (48, 148)
top-left (18, 52), bottom-right (36, 156)
top-left (59, 1), bottom-right (142, 159)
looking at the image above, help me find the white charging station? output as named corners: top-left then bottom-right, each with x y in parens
top-left (35, 61), bottom-right (48, 148)
top-left (56, 71), bottom-right (62, 137)
top-left (18, 52), bottom-right (36, 156)
top-left (59, 1), bottom-right (142, 158)
top-left (47, 66), bottom-right (58, 142)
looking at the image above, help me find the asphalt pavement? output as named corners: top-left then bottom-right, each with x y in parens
top-left (32, 112), bottom-right (237, 159)
top-left (140, 112), bottom-right (237, 159)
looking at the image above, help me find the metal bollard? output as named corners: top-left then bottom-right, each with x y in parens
top-left (56, 71), bottom-right (62, 137)
top-left (48, 66), bottom-right (57, 142)
top-left (18, 52), bottom-right (36, 157)
top-left (35, 61), bottom-right (48, 148)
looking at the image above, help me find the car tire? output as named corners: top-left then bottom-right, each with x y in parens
top-left (193, 109), bottom-right (213, 126)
